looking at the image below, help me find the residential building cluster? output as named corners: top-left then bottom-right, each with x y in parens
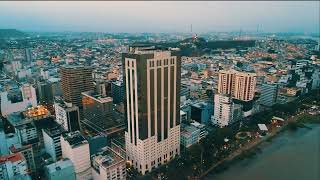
top-left (0, 32), bottom-right (319, 179)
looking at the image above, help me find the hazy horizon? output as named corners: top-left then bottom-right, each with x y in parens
top-left (0, 1), bottom-right (319, 34)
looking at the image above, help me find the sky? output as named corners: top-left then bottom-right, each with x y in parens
top-left (0, 1), bottom-right (319, 34)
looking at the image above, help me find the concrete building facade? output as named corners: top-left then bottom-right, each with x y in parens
top-left (123, 46), bottom-right (181, 174)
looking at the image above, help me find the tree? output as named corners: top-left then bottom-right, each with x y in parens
top-left (236, 61), bottom-right (243, 68)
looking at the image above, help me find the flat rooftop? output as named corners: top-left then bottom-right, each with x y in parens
top-left (191, 101), bottom-right (209, 109)
top-left (82, 91), bottom-right (113, 103)
top-left (93, 147), bottom-right (124, 168)
top-left (54, 97), bottom-right (77, 109)
top-left (43, 122), bottom-right (65, 137)
top-left (46, 158), bottom-right (74, 174)
top-left (62, 131), bottom-right (88, 148)
top-left (7, 112), bottom-right (24, 126)
top-left (61, 64), bottom-right (92, 70)
top-left (112, 81), bottom-right (123, 86)
top-left (181, 124), bottom-right (199, 137)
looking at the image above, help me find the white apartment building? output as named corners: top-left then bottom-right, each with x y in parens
top-left (212, 94), bottom-right (242, 127)
top-left (61, 131), bottom-right (91, 180)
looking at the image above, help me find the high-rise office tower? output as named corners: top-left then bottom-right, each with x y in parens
top-left (111, 81), bottom-right (125, 104)
top-left (260, 83), bottom-right (278, 107)
top-left (218, 70), bottom-right (256, 101)
top-left (60, 65), bottom-right (94, 107)
top-left (82, 91), bottom-right (117, 133)
top-left (37, 79), bottom-right (62, 105)
top-left (54, 97), bottom-right (81, 132)
top-left (25, 48), bottom-right (32, 62)
top-left (123, 46), bottom-right (181, 174)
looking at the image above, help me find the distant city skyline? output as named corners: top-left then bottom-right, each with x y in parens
top-left (0, 1), bottom-right (319, 34)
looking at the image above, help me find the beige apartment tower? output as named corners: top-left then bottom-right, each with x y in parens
top-left (123, 46), bottom-right (181, 175)
top-left (218, 69), bottom-right (256, 101)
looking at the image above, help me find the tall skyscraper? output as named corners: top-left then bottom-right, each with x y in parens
top-left (260, 83), bottom-right (279, 107)
top-left (123, 46), bottom-right (181, 174)
top-left (25, 48), bottom-right (32, 62)
top-left (54, 97), bottom-right (81, 132)
top-left (218, 70), bottom-right (257, 101)
top-left (37, 78), bottom-right (62, 105)
top-left (82, 90), bottom-right (118, 133)
top-left (111, 81), bottom-right (125, 104)
top-left (60, 65), bottom-right (94, 107)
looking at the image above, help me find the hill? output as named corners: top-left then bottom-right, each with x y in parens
top-left (0, 29), bottom-right (27, 39)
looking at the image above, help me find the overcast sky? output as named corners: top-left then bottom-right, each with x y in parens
top-left (0, 1), bottom-right (319, 33)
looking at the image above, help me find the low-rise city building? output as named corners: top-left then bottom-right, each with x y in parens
top-left (91, 146), bottom-right (126, 180)
top-left (45, 158), bottom-right (76, 180)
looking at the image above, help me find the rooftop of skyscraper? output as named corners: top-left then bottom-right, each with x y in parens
top-left (62, 131), bottom-right (88, 148)
top-left (128, 44), bottom-right (179, 55)
top-left (82, 90), bottom-right (113, 104)
top-left (61, 64), bottom-right (93, 70)
top-left (43, 121), bottom-right (65, 137)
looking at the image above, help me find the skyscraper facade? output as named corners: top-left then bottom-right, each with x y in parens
top-left (123, 46), bottom-right (181, 174)
top-left (54, 97), bottom-right (81, 132)
top-left (82, 91), bottom-right (116, 132)
top-left (260, 83), bottom-right (278, 107)
top-left (111, 81), bottom-right (125, 104)
top-left (218, 70), bottom-right (257, 101)
top-left (60, 65), bottom-right (94, 107)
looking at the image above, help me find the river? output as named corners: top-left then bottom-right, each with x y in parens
top-left (205, 125), bottom-right (320, 180)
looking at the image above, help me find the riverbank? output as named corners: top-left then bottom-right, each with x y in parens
top-left (200, 112), bottom-right (319, 179)
top-left (205, 124), bottom-right (320, 180)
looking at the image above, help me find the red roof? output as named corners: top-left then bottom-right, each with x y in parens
top-left (0, 153), bottom-right (24, 164)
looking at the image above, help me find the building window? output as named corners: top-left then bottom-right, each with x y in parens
top-left (150, 61), bottom-right (154, 67)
